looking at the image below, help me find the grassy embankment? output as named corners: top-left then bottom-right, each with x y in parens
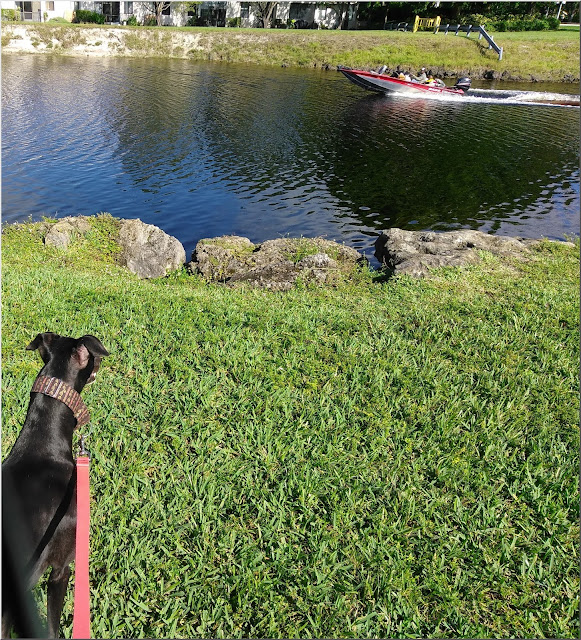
top-left (1, 22), bottom-right (579, 81)
top-left (2, 216), bottom-right (579, 638)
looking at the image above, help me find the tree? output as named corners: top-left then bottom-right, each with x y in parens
top-left (145, 1), bottom-right (200, 26)
top-left (152, 1), bottom-right (170, 26)
top-left (334, 3), bottom-right (349, 29)
top-left (254, 2), bottom-right (277, 28)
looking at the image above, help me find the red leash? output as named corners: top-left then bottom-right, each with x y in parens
top-left (72, 439), bottom-right (91, 639)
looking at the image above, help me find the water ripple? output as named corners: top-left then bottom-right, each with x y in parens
top-left (2, 55), bottom-right (579, 257)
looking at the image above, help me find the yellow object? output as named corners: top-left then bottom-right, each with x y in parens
top-left (413, 15), bottom-right (441, 33)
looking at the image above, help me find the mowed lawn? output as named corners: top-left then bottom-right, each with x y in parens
top-left (1, 218), bottom-right (579, 638)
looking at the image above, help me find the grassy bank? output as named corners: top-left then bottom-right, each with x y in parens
top-left (2, 217), bottom-right (579, 638)
top-left (1, 23), bottom-right (579, 81)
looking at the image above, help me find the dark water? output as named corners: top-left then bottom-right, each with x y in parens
top-left (2, 54), bottom-right (579, 260)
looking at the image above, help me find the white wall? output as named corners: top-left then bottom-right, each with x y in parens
top-left (0, 0), bottom-right (359, 28)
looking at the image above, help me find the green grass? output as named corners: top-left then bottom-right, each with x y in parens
top-left (2, 217), bottom-right (579, 638)
top-left (1, 23), bottom-right (579, 81)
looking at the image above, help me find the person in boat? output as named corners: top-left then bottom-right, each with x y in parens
top-left (413, 67), bottom-right (428, 83)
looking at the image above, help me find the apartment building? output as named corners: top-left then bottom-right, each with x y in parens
top-left (1, 1), bottom-right (358, 29)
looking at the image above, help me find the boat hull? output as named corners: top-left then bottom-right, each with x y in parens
top-left (339, 67), bottom-right (466, 97)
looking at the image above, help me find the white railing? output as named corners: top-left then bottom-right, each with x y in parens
top-left (435, 23), bottom-right (503, 60)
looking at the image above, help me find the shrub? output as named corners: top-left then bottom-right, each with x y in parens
top-left (227, 17), bottom-right (241, 27)
top-left (465, 14), bottom-right (490, 28)
top-left (489, 16), bottom-right (558, 31)
top-left (73, 9), bottom-right (105, 24)
top-left (142, 14), bottom-right (157, 26)
top-left (48, 16), bottom-right (69, 23)
top-left (1, 8), bottom-right (21, 21)
top-left (126, 14), bottom-right (137, 26)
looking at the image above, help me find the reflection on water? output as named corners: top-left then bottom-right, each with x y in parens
top-left (2, 54), bottom-right (579, 259)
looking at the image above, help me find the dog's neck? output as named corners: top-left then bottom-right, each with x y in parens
top-left (31, 376), bottom-right (90, 427)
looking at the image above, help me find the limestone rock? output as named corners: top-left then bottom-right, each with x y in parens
top-left (44, 216), bottom-right (92, 249)
top-left (117, 218), bottom-right (186, 279)
top-left (374, 228), bottom-right (538, 278)
top-left (484, 70), bottom-right (500, 80)
top-left (188, 236), bottom-right (363, 289)
top-left (192, 235), bottom-right (255, 281)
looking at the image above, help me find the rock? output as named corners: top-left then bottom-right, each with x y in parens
top-left (297, 253), bottom-right (337, 269)
top-left (45, 222), bottom-right (75, 249)
top-left (484, 70), bottom-right (500, 80)
top-left (227, 263), bottom-right (303, 291)
top-left (44, 216), bottom-right (92, 249)
top-left (188, 236), bottom-right (363, 289)
top-left (192, 235), bottom-right (255, 281)
top-left (374, 228), bottom-right (537, 278)
top-left (117, 219), bottom-right (186, 279)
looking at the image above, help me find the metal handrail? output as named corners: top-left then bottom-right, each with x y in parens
top-left (384, 20), bottom-right (411, 31)
top-left (435, 22), bottom-right (503, 60)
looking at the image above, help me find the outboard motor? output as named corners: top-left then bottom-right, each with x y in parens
top-left (377, 65), bottom-right (388, 75)
top-left (454, 77), bottom-right (471, 93)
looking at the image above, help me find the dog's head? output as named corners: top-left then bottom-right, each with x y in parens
top-left (26, 332), bottom-right (110, 391)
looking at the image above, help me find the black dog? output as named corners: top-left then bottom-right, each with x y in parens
top-left (2, 332), bottom-right (109, 638)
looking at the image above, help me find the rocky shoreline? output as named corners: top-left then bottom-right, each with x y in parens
top-left (36, 216), bottom-right (575, 289)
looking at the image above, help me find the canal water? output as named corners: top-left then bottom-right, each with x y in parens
top-left (2, 54), bottom-right (579, 260)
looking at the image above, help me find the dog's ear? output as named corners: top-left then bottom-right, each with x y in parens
top-left (72, 336), bottom-right (109, 370)
top-left (79, 335), bottom-right (109, 358)
top-left (26, 332), bottom-right (59, 363)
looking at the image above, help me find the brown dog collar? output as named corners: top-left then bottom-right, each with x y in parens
top-left (31, 376), bottom-right (90, 427)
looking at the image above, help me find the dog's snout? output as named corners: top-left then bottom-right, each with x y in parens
top-left (87, 357), bottom-right (102, 384)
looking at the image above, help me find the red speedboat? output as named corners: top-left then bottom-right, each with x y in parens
top-left (339, 66), bottom-right (471, 97)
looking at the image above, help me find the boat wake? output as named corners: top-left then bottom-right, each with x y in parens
top-left (391, 87), bottom-right (580, 108)
top-left (461, 88), bottom-right (580, 107)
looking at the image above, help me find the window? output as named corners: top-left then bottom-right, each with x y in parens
top-left (125, 1), bottom-right (132, 14)
top-left (46, 1), bottom-right (54, 10)
top-left (240, 2), bottom-right (249, 19)
top-left (161, 2), bottom-right (170, 15)
top-left (289, 3), bottom-right (308, 21)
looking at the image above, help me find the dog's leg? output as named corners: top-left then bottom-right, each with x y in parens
top-left (46, 565), bottom-right (71, 638)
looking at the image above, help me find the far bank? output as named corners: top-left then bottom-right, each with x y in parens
top-left (1, 23), bottom-right (579, 82)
